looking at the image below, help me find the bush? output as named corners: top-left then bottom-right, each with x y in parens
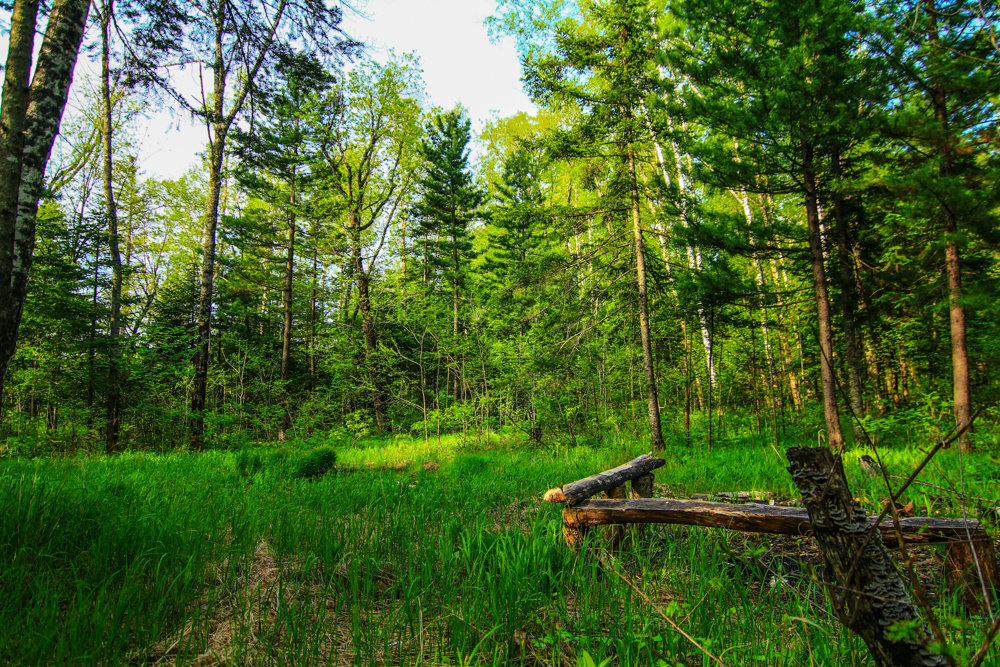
top-left (293, 447), bottom-right (338, 479)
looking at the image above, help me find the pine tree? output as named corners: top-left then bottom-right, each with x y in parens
top-left (233, 49), bottom-right (334, 440)
top-left (522, 0), bottom-right (667, 450)
top-left (875, 0), bottom-right (1000, 449)
top-left (129, 0), bottom-right (354, 449)
top-left (672, 0), bottom-right (884, 451)
top-left (411, 109), bottom-right (483, 405)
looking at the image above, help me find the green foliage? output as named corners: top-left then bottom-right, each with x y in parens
top-left (4, 0), bottom-right (1000, 477)
top-left (291, 445), bottom-right (338, 479)
top-left (411, 107), bottom-right (484, 289)
top-left (3, 439), bottom-right (998, 664)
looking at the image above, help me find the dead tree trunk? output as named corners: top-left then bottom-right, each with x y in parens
top-left (786, 447), bottom-right (947, 667)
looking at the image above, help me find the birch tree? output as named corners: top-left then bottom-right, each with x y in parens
top-left (0, 0), bottom-right (91, 414)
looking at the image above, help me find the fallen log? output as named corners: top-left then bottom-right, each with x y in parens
top-left (690, 491), bottom-right (777, 503)
top-left (563, 497), bottom-right (990, 547)
top-left (549, 453), bottom-right (666, 506)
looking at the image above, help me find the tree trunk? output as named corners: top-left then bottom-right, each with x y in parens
top-left (801, 140), bottom-right (844, 451)
top-left (729, 185), bottom-right (780, 440)
top-left (628, 145), bottom-right (664, 451)
top-left (352, 215), bottom-right (388, 432)
top-left (831, 149), bottom-right (864, 445)
top-left (0, 0), bottom-right (40, 316)
top-left (190, 133), bottom-right (226, 450)
top-left (452, 233), bottom-right (461, 404)
top-left (190, 4), bottom-right (230, 450)
top-left (0, 0), bottom-right (90, 410)
top-left (761, 195), bottom-right (804, 412)
top-left (309, 230), bottom-right (318, 380)
top-left (549, 453), bottom-right (666, 506)
top-left (927, 1), bottom-right (972, 451)
top-left (646, 105), bottom-right (715, 386)
top-left (100, 0), bottom-right (124, 453)
top-left (786, 447), bottom-right (947, 667)
top-left (278, 171), bottom-right (296, 441)
top-left (88, 241), bottom-right (100, 421)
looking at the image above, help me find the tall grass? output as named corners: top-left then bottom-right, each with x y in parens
top-left (1, 434), bottom-right (996, 665)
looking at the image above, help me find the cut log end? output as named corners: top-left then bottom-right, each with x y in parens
top-left (543, 487), bottom-right (566, 503)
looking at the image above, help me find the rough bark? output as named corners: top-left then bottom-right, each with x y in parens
top-left (551, 453), bottom-right (666, 506)
top-left (786, 447), bottom-right (947, 667)
top-left (0, 0), bottom-right (40, 306)
top-left (190, 4), bottom-right (229, 450)
top-left (190, 136), bottom-right (225, 450)
top-left (0, 0), bottom-right (40, 413)
top-left (0, 0), bottom-right (90, 407)
top-left (562, 497), bottom-right (985, 546)
top-left (630, 473), bottom-right (654, 499)
top-left (801, 141), bottom-right (844, 451)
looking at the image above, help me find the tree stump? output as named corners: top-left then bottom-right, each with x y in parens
top-left (603, 484), bottom-right (628, 547)
top-left (944, 537), bottom-right (998, 614)
top-left (631, 473), bottom-right (654, 499)
top-left (786, 447), bottom-right (947, 667)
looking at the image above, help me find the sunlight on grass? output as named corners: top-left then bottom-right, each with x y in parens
top-left (1, 434), bottom-right (997, 665)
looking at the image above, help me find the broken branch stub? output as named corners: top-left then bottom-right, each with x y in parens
top-left (786, 446), bottom-right (947, 667)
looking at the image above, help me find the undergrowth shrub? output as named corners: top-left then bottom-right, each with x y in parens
top-left (292, 447), bottom-right (338, 479)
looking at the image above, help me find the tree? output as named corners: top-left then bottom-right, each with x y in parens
top-left (314, 57), bottom-right (423, 432)
top-left (875, 0), bottom-right (1000, 449)
top-left (93, 0), bottom-right (128, 452)
top-left (411, 108), bottom-right (483, 406)
top-left (0, 0), bottom-right (91, 415)
top-left (133, 0), bottom-right (354, 449)
top-left (673, 0), bottom-right (882, 451)
top-left (522, 0), bottom-right (667, 450)
top-left (233, 49), bottom-right (335, 440)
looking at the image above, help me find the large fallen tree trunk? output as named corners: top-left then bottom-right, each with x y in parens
top-left (786, 446), bottom-right (947, 667)
top-left (561, 498), bottom-right (985, 546)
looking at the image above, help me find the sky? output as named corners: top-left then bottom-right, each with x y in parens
top-left (135, 0), bottom-right (537, 180)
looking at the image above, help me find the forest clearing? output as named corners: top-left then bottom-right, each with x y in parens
top-left (3, 0), bottom-right (1000, 664)
top-left (3, 431), bottom-right (999, 666)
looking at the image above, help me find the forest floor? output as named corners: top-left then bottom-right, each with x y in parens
top-left (1, 432), bottom-right (998, 666)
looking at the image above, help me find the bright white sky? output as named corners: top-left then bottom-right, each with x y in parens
top-left (136, 0), bottom-right (536, 180)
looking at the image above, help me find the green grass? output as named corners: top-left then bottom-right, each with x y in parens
top-left (0, 433), bottom-right (997, 665)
